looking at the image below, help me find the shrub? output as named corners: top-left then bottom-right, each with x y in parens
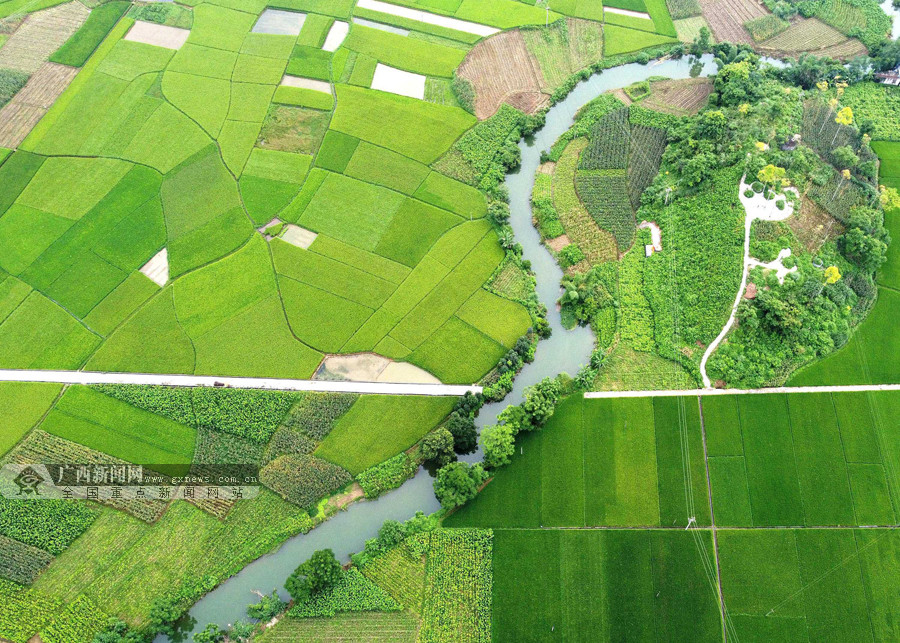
top-left (264, 427), bottom-right (318, 462)
top-left (288, 568), bottom-right (399, 617)
top-left (0, 69), bottom-right (28, 108)
top-left (352, 512), bottom-right (437, 566)
top-left (247, 590), bottom-right (287, 621)
top-left (0, 498), bottom-right (98, 556)
top-left (752, 181), bottom-right (763, 192)
top-left (446, 411), bottom-right (478, 454)
top-left (0, 535), bottom-right (54, 585)
top-left (260, 455), bottom-right (352, 509)
top-left (776, 199), bottom-right (786, 210)
top-left (558, 243), bottom-right (585, 268)
top-left (357, 453), bottom-right (419, 499)
top-left (284, 393), bottom-right (358, 440)
top-left (433, 462), bottom-right (489, 509)
top-left (744, 189), bottom-right (755, 198)
top-left (744, 14), bottom-right (790, 41)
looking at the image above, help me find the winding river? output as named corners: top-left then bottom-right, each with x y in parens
top-left (162, 53), bottom-right (726, 640)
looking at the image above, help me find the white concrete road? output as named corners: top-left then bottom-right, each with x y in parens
top-left (585, 383), bottom-right (900, 399)
top-left (0, 369), bottom-right (481, 396)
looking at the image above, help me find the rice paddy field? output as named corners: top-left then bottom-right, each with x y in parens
top-left (447, 391), bottom-right (900, 641)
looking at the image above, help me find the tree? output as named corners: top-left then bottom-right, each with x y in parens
top-left (880, 185), bottom-right (900, 211)
top-left (306, 549), bottom-right (343, 593)
top-left (757, 164), bottom-right (787, 190)
top-left (230, 620), bottom-right (255, 642)
top-left (446, 411), bottom-right (478, 454)
top-left (832, 106), bottom-right (853, 146)
top-left (841, 227), bottom-right (888, 272)
top-left (831, 145), bottom-right (859, 169)
top-left (92, 619), bottom-right (143, 643)
top-left (247, 590), bottom-right (287, 620)
top-left (420, 427), bottom-right (456, 466)
top-left (480, 424), bottom-right (516, 469)
top-left (193, 624), bottom-right (225, 643)
top-left (824, 266), bottom-right (842, 284)
top-left (521, 377), bottom-right (562, 428)
top-left (433, 461), bottom-right (488, 509)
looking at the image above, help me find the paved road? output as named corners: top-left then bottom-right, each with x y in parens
top-left (0, 369), bottom-right (482, 396)
top-left (584, 383), bottom-right (900, 399)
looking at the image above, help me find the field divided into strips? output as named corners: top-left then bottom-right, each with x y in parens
top-left (448, 391), bottom-right (900, 641)
top-left (446, 395), bottom-right (711, 528)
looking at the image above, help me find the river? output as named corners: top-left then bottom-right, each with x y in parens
top-left (162, 53), bottom-right (724, 640)
top-left (882, 0), bottom-right (900, 39)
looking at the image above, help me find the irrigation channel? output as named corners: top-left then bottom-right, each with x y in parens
top-left (162, 53), bottom-right (732, 639)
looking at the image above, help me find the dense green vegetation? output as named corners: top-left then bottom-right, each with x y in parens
top-left (49, 2), bottom-right (130, 67)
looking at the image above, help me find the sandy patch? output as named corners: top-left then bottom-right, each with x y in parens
top-left (0, 2), bottom-right (88, 73)
top-left (322, 20), bottom-right (349, 51)
top-left (317, 353), bottom-right (391, 381)
top-left (371, 63), bottom-right (426, 99)
top-left (315, 352), bottom-right (440, 384)
top-left (353, 16), bottom-right (409, 35)
top-left (638, 220), bottom-right (662, 251)
top-left (124, 20), bottom-right (190, 50)
top-left (281, 75), bottom-right (331, 94)
top-left (356, 0), bottom-right (499, 36)
top-left (458, 29), bottom-right (546, 119)
top-left (140, 248), bottom-right (168, 287)
top-left (0, 62), bottom-right (78, 149)
top-left (538, 161), bottom-right (556, 174)
top-left (281, 224), bottom-right (318, 249)
top-left (377, 362), bottom-right (441, 384)
top-left (252, 9), bottom-right (306, 35)
top-left (604, 6), bottom-right (651, 18)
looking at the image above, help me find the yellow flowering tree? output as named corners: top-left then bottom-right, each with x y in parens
top-left (825, 266), bottom-right (841, 284)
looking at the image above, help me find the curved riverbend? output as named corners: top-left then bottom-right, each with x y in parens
top-left (164, 53), bottom-right (727, 639)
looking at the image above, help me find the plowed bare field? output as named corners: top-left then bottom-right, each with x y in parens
top-left (458, 29), bottom-right (548, 119)
top-left (0, 1), bottom-right (88, 73)
top-left (0, 62), bottom-right (78, 148)
top-left (699, 0), bottom-right (766, 44)
top-left (643, 78), bottom-right (712, 115)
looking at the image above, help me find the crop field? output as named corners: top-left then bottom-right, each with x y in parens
top-left (699, 0), bottom-right (765, 44)
top-left (491, 529), bottom-right (722, 641)
top-left (447, 395), bottom-right (711, 528)
top-left (759, 17), bottom-right (853, 52)
top-left (640, 78), bottom-right (712, 115)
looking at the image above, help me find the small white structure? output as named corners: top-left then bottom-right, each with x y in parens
top-left (281, 224), bottom-right (318, 249)
top-left (281, 75), bottom-right (332, 94)
top-left (371, 63), bottom-right (426, 99)
top-left (124, 21), bottom-right (190, 50)
top-left (322, 20), bottom-right (349, 51)
top-left (355, 0), bottom-right (499, 36)
top-left (140, 249), bottom-right (168, 287)
top-left (603, 6), bottom-right (651, 19)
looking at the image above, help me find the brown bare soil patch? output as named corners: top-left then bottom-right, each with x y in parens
top-left (789, 197), bottom-right (846, 252)
top-left (699, 0), bottom-right (766, 45)
top-left (611, 88), bottom-right (633, 105)
top-left (326, 482), bottom-right (365, 511)
top-left (643, 78), bottom-right (713, 116)
top-left (458, 29), bottom-right (546, 120)
top-left (0, 62), bottom-right (78, 148)
top-left (546, 234), bottom-right (571, 251)
top-left (0, 2), bottom-right (88, 73)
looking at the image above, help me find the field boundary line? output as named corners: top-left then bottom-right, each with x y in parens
top-left (585, 383), bottom-right (900, 398)
top-left (0, 369), bottom-right (481, 395)
top-left (697, 397), bottom-right (731, 643)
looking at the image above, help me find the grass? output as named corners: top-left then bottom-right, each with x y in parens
top-left (331, 84), bottom-right (476, 165)
top-left (603, 24), bottom-right (678, 56)
top-left (0, 69), bottom-right (28, 108)
top-left (315, 395), bottom-right (456, 474)
top-left (456, 289), bottom-right (532, 348)
top-left (16, 157), bottom-right (131, 221)
top-left (297, 172), bottom-right (406, 251)
top-left (0, 292), bottom-right (100, 370)
top-left (414, 171), bottom-right (487, 219)
top-left (272, 86), bottom-right (334, 110)
top-left (257, 104), bottom-right (331, 155)
top-left (0, 383), bottom-right (61, 457)
top-left (41, 386), bottom-right (195, 465)
top-left (343, 24), bottom-right (466, 78)
top-left (491, 529), bottom-right (721, 641)
top-left (49, 1), bottom-right (129, 67)
top-left (190, 4), bottom-right (255, 52)
top-left (408, 316), bottom-right (507, 383)
top-left (279, 278), bottom-right (374, 352)
top-left (343, 142), bottom-right (432, 195)
top-left (83, 273), bottom-right (160, 336)
top-left (374, 199), bottom-right (462, 267)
